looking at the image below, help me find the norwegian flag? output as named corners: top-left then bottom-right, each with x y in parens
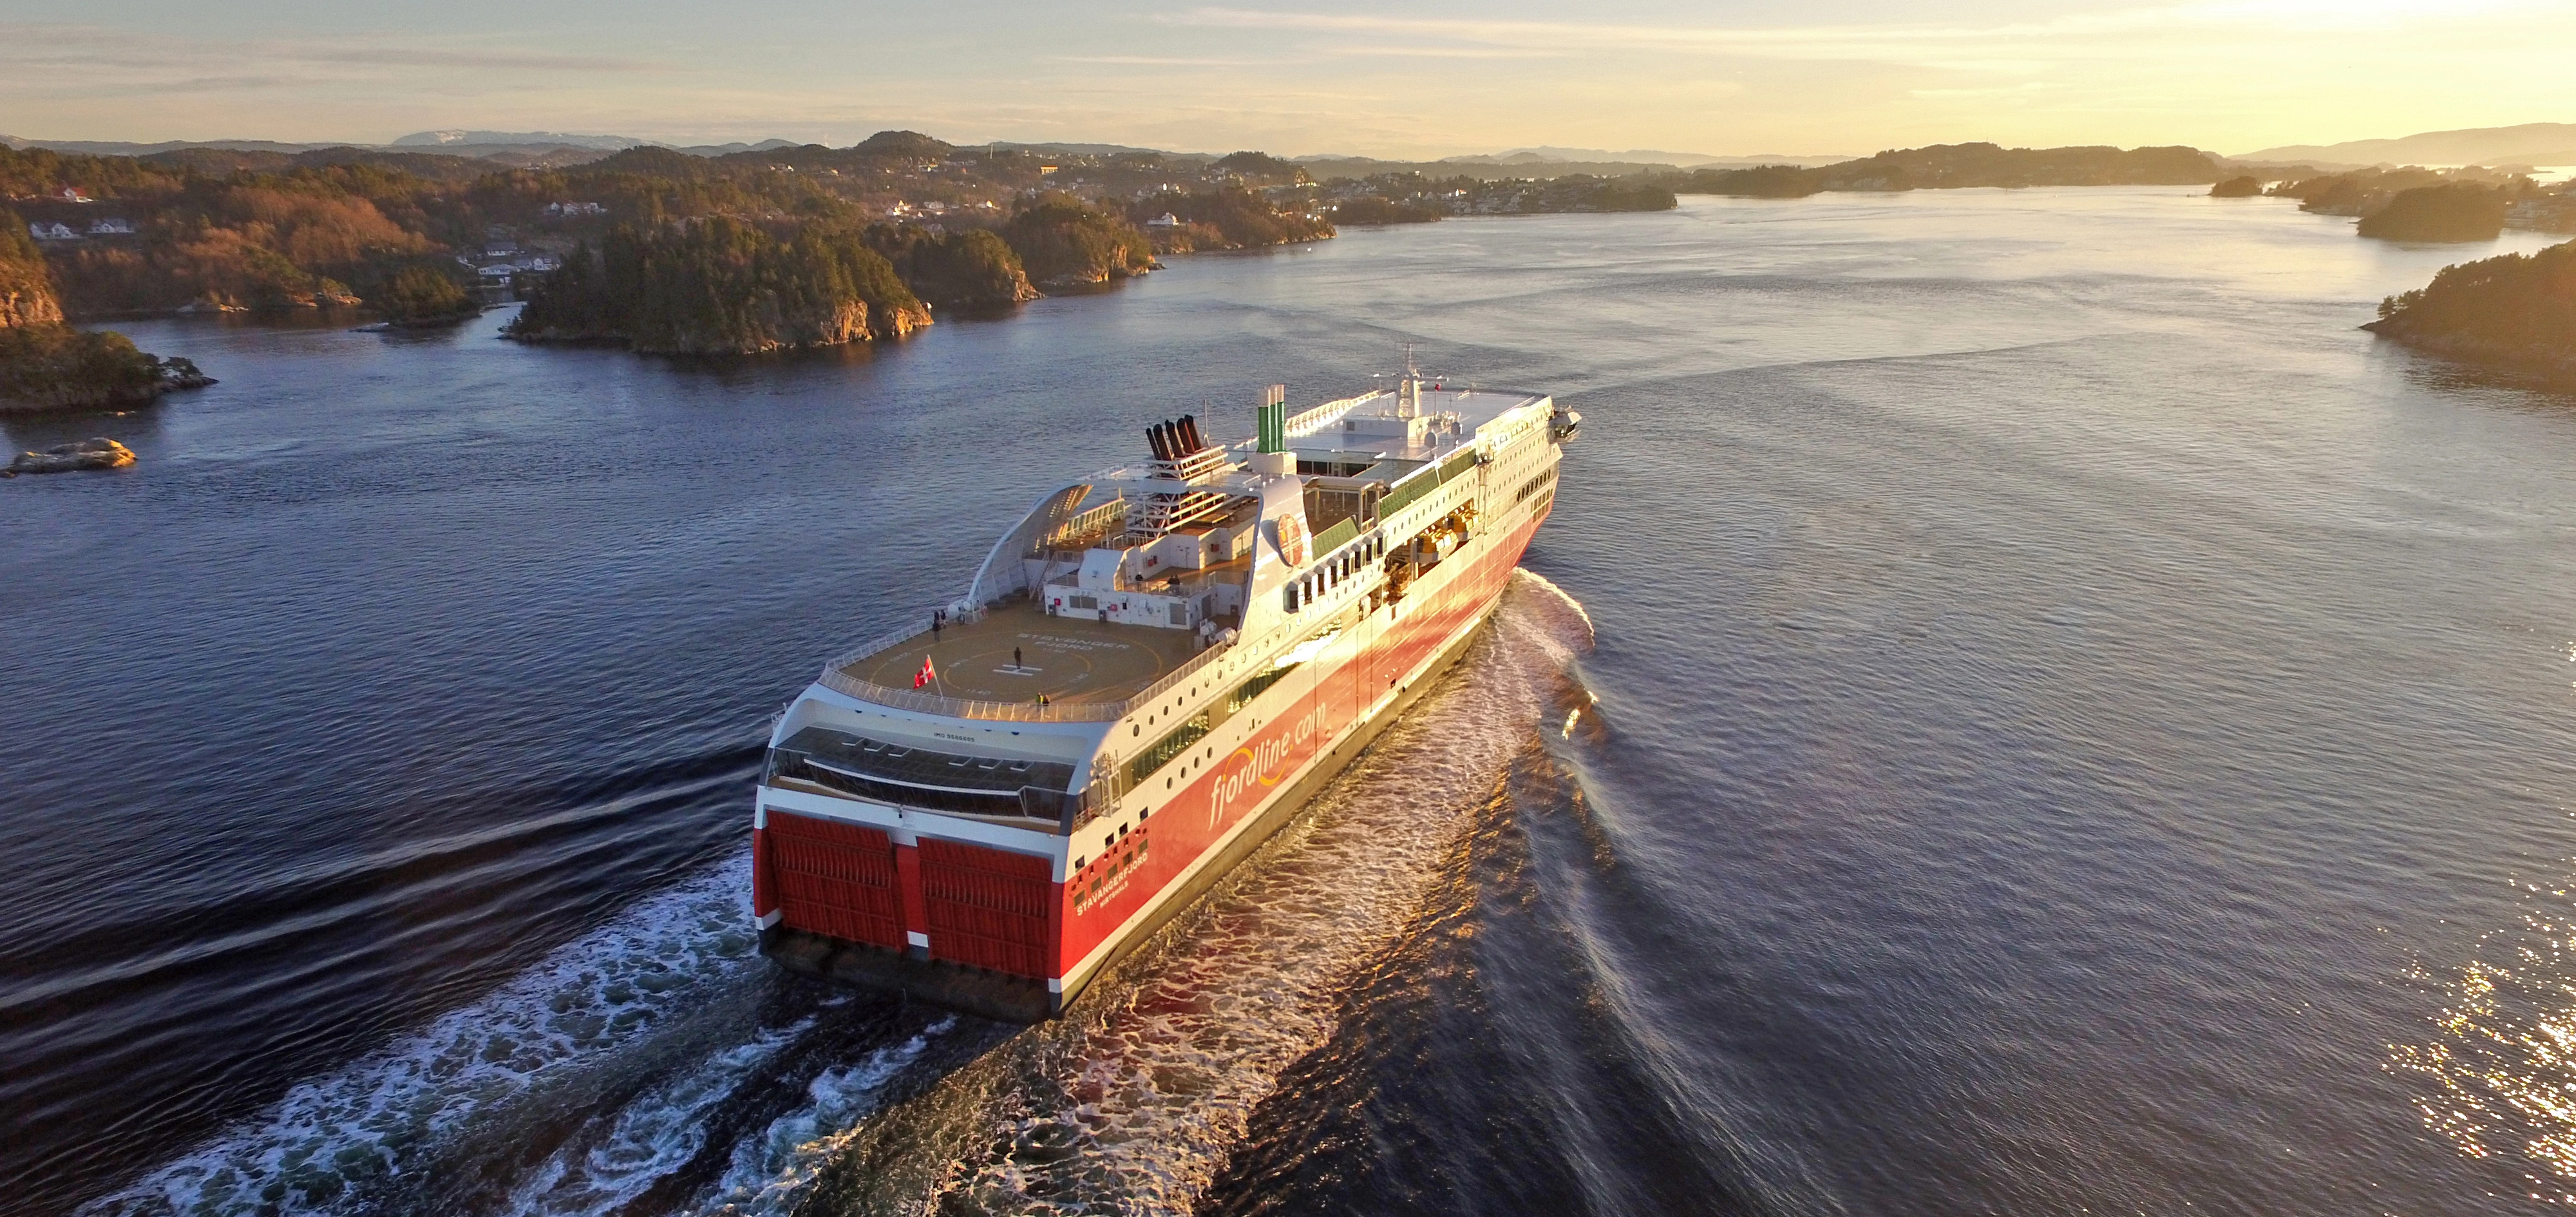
top-left (913, 655), bottom-right (937, 689)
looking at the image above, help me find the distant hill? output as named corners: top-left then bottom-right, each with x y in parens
top-left (392, 129), bottom-right (647, 150)
top-left (1, 136), bottom-right (346, 157)
top-left (1477, 146), bottom-right (1850, 168)
top-left (1, 133), bottom-right (803, 164)
top-left (1294, 148), bottom-right (1850, 182)
top-left (1676, 142), bottom-right (2223, 197)
top-left (2239, 123), bottom-right (2576, 168)
top-left (981, 140), bottom-right (1195, 160)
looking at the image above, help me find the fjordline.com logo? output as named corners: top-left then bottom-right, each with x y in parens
top-left (1209, 705), bottom-right (1325, 828)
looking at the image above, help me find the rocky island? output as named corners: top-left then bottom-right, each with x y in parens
top-left (2, 212), bottom-right (211, 415)
top-left (7, 437), bottom-right (137, 475)
top-left (2365, 240), bottom-right (2576, 381)
top-left (506, 218), bottom-right (933, 354)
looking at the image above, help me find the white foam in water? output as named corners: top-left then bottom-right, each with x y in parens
top-left (93, 578), bottom-right (1589, 1217)
top-left (506, 1019), bottom-right (810, 1217)
top-left (90, 856), bottom-right (764, 1217)
top-left (696, 1016), bottom-right (956, 1217)
top-left (919, 576), bottom-right (1593, 1214)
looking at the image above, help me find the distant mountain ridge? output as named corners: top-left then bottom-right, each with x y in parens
top-left (392, 129), bottom-right (647, 150)
top-left (6, 129), bottom-right (1857, 177)
top-left (1, 132), bottom-right (804, 164)
top-left (2239, 123), bottom-right (2576, 168)
top-left (1471, 145), bottom-right (1851, 168)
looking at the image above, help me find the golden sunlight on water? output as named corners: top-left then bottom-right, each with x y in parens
top-left (2394, 881), bottom-right (2576, 1205)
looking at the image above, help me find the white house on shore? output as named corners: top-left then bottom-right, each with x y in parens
top-left (28, 221), bottom-right (76, 240)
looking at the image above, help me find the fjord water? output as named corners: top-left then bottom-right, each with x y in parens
top-left (4, 189), bottom-right (2574, 1216)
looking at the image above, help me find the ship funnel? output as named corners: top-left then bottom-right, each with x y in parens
top-left (1144, 423), bottom-right (1171, 462)
top-left (1255, 385), bottom-right (1287, 455)
top-left (1177, 414), bottom-right (1205, 453)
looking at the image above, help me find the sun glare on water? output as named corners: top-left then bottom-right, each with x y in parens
top-left (2394, 883), bottom-right (2576, 1204)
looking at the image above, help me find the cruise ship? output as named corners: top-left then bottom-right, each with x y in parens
top-left (752, 370), bottom-right (1577, 1020)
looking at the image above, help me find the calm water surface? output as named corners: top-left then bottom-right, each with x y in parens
top-left (5, 189), bottom-right (2575, 1216)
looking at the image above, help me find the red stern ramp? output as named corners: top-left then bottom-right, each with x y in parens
top-left (759, 819), bottom-right (1063, 1022)
top-left (763, 812), bottom-right (904, 950)
top-left (920, 839), bottom-right (1057, 978)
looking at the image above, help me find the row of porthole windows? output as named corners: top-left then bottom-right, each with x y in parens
top-left (1074, 810), bottom-right (1149, 875)
top-left (1131, 681), bottom-right (1209, 738)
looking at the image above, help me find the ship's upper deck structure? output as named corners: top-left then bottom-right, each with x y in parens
top-left (813, 379), bottom-right (1557, 723)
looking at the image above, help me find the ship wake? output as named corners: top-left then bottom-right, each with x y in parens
top-left (86, 573), bottom-right (1592, 1217)
top-left (790, 571), bottom-right (1597, 1216)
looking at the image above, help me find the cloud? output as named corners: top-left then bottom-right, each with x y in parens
top-left (1164, 1), bottom-right (2561, 62)
top-left (0, 23), bottom-right (670, 76)
top-left (1328, 45), bottom-right (1566, 61)
top-left (1046, 55), bottom-right (1264, 66)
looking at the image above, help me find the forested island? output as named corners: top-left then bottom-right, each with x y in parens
top-left (1652, 143), bottom-right (2576, 247)
top-left (505, 219), bottom-right (932, 354)
top-left (2366, 240), bottom-right (2576, 381)
top-left (2354, 184), bottom-right (2512, 242)
top-left (2252, 168), bottom-right (2557, 242)
top-left (0, 133), bottom-right (1332, 349)
top-left (2, 129), bottom-right (1719, 356)
top-left (1671, 142), bottom-right (2224, 197)
top-left (1, 214), bottom-right (208, 416)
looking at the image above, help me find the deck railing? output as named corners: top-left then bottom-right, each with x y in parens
top-left (1046, 498), bottom-right (1128, 549)
top-left (813, 625), bottom-right (1238, 725)
top-left (1285, 394), bottom-right (1362, 437)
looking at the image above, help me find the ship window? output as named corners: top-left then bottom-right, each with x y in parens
top-left (1227, 665), bottom-right (1293, 713)
top-left (1127, 711), bottom-right (1212, 786)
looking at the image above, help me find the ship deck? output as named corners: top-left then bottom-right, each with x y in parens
top-left (840, 600), bottom-right (1207, 705)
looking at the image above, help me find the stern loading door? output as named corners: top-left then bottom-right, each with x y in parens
top-left (918, 838), bottom-right (1056, 978)
top-left (765, 811), bottom-right (905, 950)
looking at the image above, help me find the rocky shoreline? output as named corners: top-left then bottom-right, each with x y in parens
top-left (2362, 323), bottom-right (2576, 385)
top-left (0, 354), bottom-right (213, 413)
top-left (2364, 239), bottom-right (2576, 387)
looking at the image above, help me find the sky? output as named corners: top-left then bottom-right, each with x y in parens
top-left (1, 0), bottom-right (2570, 158)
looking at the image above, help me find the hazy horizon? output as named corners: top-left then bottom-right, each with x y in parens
top-left (4, 0), bottom-right (2572, 160)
